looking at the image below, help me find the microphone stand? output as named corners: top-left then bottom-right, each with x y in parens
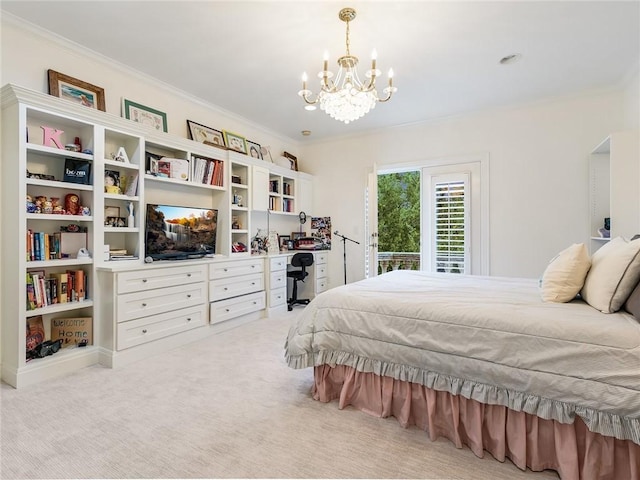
top-left (333, 231), bottom-right (360, 285)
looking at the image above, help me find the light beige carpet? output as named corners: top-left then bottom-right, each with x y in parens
top-left (1, 311), bottom-right (559, 479)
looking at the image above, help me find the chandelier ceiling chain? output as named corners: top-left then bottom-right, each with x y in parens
top-left (298, 7), bottom-right (397, 124)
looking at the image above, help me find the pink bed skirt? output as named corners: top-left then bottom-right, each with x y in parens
top-left (313, 365), bottom-right (640, 480)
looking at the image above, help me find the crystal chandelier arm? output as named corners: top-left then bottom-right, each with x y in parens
top-left (377, 68), bottom-right (397, 102)
top-left (298, 72), bottom-right (319, 105)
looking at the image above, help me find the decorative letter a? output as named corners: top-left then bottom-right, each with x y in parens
top-left (41, 126), bottom-right (64, 149)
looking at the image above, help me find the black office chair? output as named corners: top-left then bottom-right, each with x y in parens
top-left (287, 252), bottom-right (314, 311)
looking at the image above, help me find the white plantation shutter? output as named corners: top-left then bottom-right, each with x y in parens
top-left (431, 173), bottom-right (469, 274)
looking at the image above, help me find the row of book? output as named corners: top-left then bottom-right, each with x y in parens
top-left (268, 181), bottom-right (293, 195)
top-left (26, 270), bottom-right (87, 310)
top-left (282, 198), bottom-right (294, 213)
top-left (192, 156), bottom-right (224, 186)
top-left (27, 230), bottom-right (87, 261)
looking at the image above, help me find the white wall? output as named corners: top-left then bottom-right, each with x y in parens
top-left (623, 68), bottom-right (640, 129)
top-left (301, 91), bottom-right (629, 284)
top-left (0, 16), bottom-right (300, 157)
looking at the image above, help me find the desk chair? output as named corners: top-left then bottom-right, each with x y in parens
top-left (287, 252), bottom-right (314, 311)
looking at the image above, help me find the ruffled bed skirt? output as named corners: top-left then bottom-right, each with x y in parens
top-left (313, 365), bottom-right (640, 480)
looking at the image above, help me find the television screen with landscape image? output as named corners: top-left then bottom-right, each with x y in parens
top-left (145, 204), bottom-right (218, 260)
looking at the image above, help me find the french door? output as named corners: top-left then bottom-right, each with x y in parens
top-left (366, 156), bottom-right (488, 278)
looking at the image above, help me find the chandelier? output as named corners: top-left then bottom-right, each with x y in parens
top-left (298, 7), bottom-right (397, 124)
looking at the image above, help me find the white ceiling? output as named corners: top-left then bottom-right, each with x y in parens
top-left (2, 1), bottom-right (639, 142)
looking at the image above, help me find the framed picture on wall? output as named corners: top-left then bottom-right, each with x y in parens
top-left (246, 140), bottom-right (262, 160)
top-left (223, 131), bottom-right (248, 154)
top-left (47, 70), bottom-right (106, 111)
top-left (186, 120), bottom-right (225, 147)
top-left (122, 99), bottom-right (168, 132)
top-left (283, 151), bottom-right (298, 171)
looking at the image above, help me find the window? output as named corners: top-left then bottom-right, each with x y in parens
top-left (432, 174), bottom-right (469, 274)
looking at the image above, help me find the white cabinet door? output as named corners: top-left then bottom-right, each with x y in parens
top-left (251, 165), bottom-right (269, 211)
top-left (297, 176), bottom-right (313, 215)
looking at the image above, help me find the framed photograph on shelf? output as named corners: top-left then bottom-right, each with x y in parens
top-left (104, 206), bottom-right (120, 218)
top-left (279, 235), bottom-right (291, 250)
top-left (261, 146), bottom-right (274, 163)
top-left (291, 232), bottom-right (307, 240)
top-left (47, 70), bottom-right (106, 111)
top-left (122, 99), bottom-right (167, 132)
top-left (246, 140), bottom-right (262, 160)
top-left (283, 151), bottom-right (298, 171)
top-left (105, 216), bottom-right (127, 228)
top-left (186, 120), bottom-right (225, 147)
top-left (104, 170), bottom-right (121, 194)
top-left (223, 131), bottom-right (247, 154)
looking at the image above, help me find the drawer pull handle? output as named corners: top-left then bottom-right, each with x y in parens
top-left (224, 268), bottom-right (228, 272)
top-left (187, 317), bottom-right (191, 322)
top-left (253, 301), bottom-right (257, 305)
top-left (142, 329), bottom-right (148, 334)
top-left (225, 308), bottom-right (230, 312)
top-left (142, 303), bottom-right (147, 307)
top-left (251, 282), bottom-right (255, 285)
top-left (251, 265), bottom-right (256, 268)
top-left (187, 273), bottom-right (192, 277)
top-left (224, 287), bottom-right (228, 290)
top-left (142, 279), bottom-right (148, 283)
top-left (187, 294), bottom-right (191, 298)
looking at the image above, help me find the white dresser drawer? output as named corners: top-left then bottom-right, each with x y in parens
top-left (316, 277), bottom-right (329, 294)
top-left (315, 263), bottom-right (328, 279)
top-left (117, 265), bottom-right (207, 294)
top-left (210, 291), bottom-right (265, 325)
top-left (210, 258), bottom-right (264, 279)
top-left (209, 272), bottom-right (264, 301)
top-left (269, 256), bottom-right (288, 272)
top-left (269, 287), bottom-right (287, 307)
top-left (117, 304), bottom-right (207, 350)
top-left (269, 270), bottom-right (286, 290)
top-left (117, 282), bottom-right (206, 322)
top-left (314, 252), bottom-right (328, 265)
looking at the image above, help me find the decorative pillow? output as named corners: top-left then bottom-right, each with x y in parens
top-left (624, 279), bottom-right (640, 320)
top-left (540, 243), bottom-right (591, 303)
top-left (581, 237), bottom-right (640, 313)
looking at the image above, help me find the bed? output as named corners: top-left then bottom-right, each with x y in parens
top-left (284, 269), bottom-right (640, 479)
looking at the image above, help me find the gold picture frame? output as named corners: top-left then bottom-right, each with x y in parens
top-left (47, 70), bottom-right (106, 111)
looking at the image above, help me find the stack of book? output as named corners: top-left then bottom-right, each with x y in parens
top-left (109, 248), bottom-right (138, 261)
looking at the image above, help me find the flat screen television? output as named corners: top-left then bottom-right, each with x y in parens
top-left (145, 204), bottom-right (218, 261)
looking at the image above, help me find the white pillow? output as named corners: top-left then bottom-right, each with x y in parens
top-left (581, 237), bottom-right (640, 313)
top-left (540, 243), bottom-right (591, 302)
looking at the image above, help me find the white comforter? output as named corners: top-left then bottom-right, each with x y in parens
top-left (285, 270), bottom-right (640, 444)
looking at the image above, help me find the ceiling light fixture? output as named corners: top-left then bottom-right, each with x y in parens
top-left (298, 7), bottom-right (397, 124)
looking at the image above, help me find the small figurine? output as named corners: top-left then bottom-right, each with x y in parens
top-left (127, 202), bottom-right (134, 227)
top-left (51, 197), bottom-right (64, 214)
top-left (26, 195), bottom-right (38, 213)
top-left (232, 216), bottom-right (240, 229)
top-left (34, 196), bottom-right (47, 213)
top-left (43, 199), bottom-right (53, 214)
top-left (81, 206), bottom-right (91, 216)
top-left (65, 193), bottom-right (80, 215)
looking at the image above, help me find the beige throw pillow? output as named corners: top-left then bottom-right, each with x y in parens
top-left (540, 243), bottom-right (591, 303)
top-left (581, 237), bottom-right (640, 313)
